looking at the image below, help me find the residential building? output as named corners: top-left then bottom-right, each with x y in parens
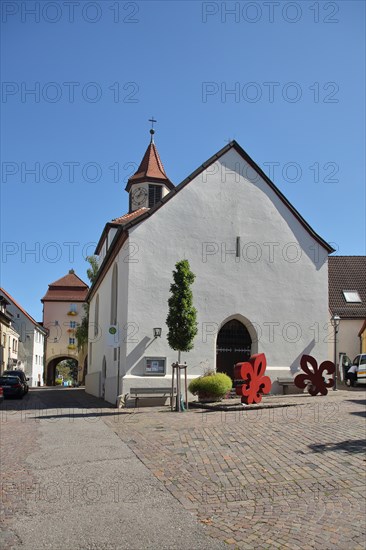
top-left (0, 288), bottom-right (47, 385)
top-left (328, 256), bottom-right (366, 364)
top-left (0, 294), bottom-right (20, 374)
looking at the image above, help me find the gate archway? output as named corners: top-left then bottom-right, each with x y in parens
top-left (216, 319), bottom-right (252, 379)
top-left (45, 355), bottom-right (79, 386)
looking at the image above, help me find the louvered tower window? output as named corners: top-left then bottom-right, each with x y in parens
top-left (148, 185), bottom-right (162, 208)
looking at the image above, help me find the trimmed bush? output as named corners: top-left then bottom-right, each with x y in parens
top-left (188, 372), bottom-right (232, 400)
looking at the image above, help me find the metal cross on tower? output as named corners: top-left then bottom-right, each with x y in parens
top-left (149, 117), bottom-right (157, 130)
top-left (149, 117), bottom-right (157, 141)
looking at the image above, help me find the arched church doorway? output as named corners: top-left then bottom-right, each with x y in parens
top-left (216, 319), bottom-right (252, 379)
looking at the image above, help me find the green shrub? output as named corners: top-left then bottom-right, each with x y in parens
top-left (55, 379), bottom-right (62, 385)
top-left (188, 372), bottom-right (232, 399)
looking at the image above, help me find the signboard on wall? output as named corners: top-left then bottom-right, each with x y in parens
top-left (107, 325), bottom-right (120, 347)
top-left (145, 357), bottom-right (166, 376)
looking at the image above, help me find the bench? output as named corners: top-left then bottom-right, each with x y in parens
top-left (277, 377), bottom-right (297, 395)
top-left (129, 387), bottom-right (176, 408)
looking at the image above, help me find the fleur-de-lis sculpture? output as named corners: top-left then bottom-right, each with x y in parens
top-left (234, 353), bottom-right (272, 404)
top-left (294, 354), bottom-right (335, 396)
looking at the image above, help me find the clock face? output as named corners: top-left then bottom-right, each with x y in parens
top-left (131, 187), bottom-right (148, 206)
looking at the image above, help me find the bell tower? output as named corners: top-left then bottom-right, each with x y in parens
top-left (125, 119), bottom-right (174, 213)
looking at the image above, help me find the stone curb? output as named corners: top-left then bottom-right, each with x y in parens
top-left (189, 400), bottom-right (299, 411)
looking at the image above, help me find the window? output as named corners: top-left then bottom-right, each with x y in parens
top-left (35, 355), bottom-right (38, 364)
top-left (110, 264), bottom-right (118, 326)
top-left (70, 321), bottom-right (76, 328)
top-left (3, 334), bottom-right (6, 347)
top-left (55, 320), bottom-right (59, 326)
top-left (343, 291), bottom-right (361, 303)
top-left (69, 338), bottom-right (75, 345)
top-left (148, 185), bottom-right (162, 208)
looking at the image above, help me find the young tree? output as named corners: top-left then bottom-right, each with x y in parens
top-left (166, 259), bottom-right (198, 363)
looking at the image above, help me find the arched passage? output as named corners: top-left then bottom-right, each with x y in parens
top-left (216, 318), bottom-right (253, 379)
top-left (46, 355), bottom-right (79, 386)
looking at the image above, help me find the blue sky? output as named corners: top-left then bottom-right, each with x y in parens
top-left (1, 0), bottom-right (365, 320)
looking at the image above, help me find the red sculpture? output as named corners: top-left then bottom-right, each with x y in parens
top-left (294, 354), bottom-right (335, 396)
top-left (234, 353), bottom-right (272, 404)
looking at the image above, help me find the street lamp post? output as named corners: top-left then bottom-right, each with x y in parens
top-left (331, 314), bottom-right (340, 390)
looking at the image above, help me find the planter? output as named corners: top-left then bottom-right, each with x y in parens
top-left (67, 311), bottom-right (77, 316)
top-left (189, 372), bottom-right (232, 403)
top-left (198, 393), bottom-right (223, 403)
top-left (67, 345), bottom-right (76, 350)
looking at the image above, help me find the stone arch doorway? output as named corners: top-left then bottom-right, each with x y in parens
top-left (216, 319), bottom-right (252, 380)
top-left (46, 355), bottom-right (79, 386)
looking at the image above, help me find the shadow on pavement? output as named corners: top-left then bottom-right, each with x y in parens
top-left (309, 439), bottom-right (366, 454)
top-left (0, 387), bottom-right (112, 411)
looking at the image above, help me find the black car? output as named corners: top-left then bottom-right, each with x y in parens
top-left (3, 370), bottom-right (29, 394)
top-left (0, 376), bottom-right (25, 398)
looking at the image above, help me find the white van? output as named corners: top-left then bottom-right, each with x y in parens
top-left (352, 354), bottom-right (366, 385)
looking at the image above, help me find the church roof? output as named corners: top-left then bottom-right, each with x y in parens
top-left (125, 140), bottom-right (174, 191)
top-left (41, 270), bottom-right (89, 302)
top-left (328, 256), bottom-right (366, 318)
top-left (88, 140), bottom-right (335, 299)
top-left (112, 207), bottom-right (149, 225)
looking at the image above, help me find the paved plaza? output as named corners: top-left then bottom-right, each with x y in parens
top-left (1, 388), bottom-right (365, 549)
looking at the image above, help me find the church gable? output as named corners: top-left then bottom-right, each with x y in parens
top-left (122, 141), bottom-right (332, 254)
top-left (90, 139), bottom-right (332, 299)
top-left (127, 142), bottom-right (333, 262)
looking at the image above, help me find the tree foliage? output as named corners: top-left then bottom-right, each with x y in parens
top-left (76, 256), bottom-right (98, 351)
top-left (86, 255), bottom-right (99, 285)
top-left (75, 303), bottom-right (89, 351)
top-left (56, 359), bottom-right (78, 381)
top-left (166, 259), bottom-right (198, 356)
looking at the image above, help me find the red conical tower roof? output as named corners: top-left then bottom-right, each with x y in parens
top-left (126, 135), bottom-right (174, 192)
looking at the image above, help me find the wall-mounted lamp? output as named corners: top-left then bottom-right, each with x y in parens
top-left (153, 327), bottom-right (162, 338)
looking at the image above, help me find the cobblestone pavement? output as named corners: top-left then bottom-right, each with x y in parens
top-left (103, 389), bottom-right (366, 550)
top-left (0, 388), bottom-right (228, 550)
top-left (0, 392), bottom-right (40, 549)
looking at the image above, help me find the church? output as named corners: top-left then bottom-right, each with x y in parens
top-left (85, 127), bottom-right (334, 405)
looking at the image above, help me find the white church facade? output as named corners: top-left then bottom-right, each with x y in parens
top-left (85, 130), bottom-right (334, 405)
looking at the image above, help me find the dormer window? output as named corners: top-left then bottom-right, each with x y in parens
top-left (148, 184), bottom-right (162, 208)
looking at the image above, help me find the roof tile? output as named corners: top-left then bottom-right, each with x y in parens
top-left (328, 256), bottom-right (366, 318)
top-left (42, 270), bottom-right (89, 302)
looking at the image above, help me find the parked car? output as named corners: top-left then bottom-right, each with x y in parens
top-left (352, 354), bottom-right (366, 386)
top-left (0, 386), bottom-right (3, 403)
top-left (2, 370), bottom-right (29, 394)
top-left (0, 375), bottom-right (25, 399)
